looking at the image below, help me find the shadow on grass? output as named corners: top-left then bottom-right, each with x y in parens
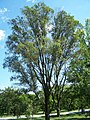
top-left (9, 111), bottom-right (90, 120)
top-left (50, 112), bottom-right (90, 120)
top-left (9, 117), bottom-right (90, 120)
top-left (16, 117), bottom-right (44, 120)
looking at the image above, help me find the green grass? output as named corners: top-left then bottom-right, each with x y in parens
top-left (2, 111), bottom-right (90, 120)
top-left (16, 113), bottom-right (90, 120)
top-left (50, 114), bottom-right (89, 120)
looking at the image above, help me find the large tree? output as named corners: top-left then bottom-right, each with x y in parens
top-left (51, 10), bottom-right (82, 116)
top-left (66, 19), bottom-right (90, 112)
top-left (4, 2), bottom-right (82, 120)
top-left (4, 3), bottom-right (54, 120)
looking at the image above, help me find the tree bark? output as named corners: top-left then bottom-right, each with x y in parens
top-left (57, 99), bottom-right (60, 117)
top-left (81, 108), bottom-right (84, 114)
top-left (44, 88), bottom-right (50, 120)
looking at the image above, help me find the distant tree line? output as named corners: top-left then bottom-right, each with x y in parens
top-left (0, 85), bottom-right (90, 118)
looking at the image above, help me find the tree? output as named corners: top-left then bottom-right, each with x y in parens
top-left (25, 93), bottom-right (38, 118)
top-left (4, 3), bottom-right (54, 120)
top-left (0, 90), bottom-right (6, 116)
top-left (36, 90), bottom-right (45, 112)
top-left (66, 19), bottom-right (90, 113)
top-left (51, 10), bottom-right (82, 116)
top-left (4, 2), bottom-right (82, 119)
top-left (60, 85), bottom-right (77, 111)
top-left (0, 87), bottom-right (27, 117)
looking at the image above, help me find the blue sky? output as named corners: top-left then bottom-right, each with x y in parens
top-left (0, 0), bottom-right (90, 89)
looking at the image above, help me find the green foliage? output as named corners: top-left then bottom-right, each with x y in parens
top-left (66, 19), bottom-right (90, 112)
top-left (0, 87), bottom-right (27, 117)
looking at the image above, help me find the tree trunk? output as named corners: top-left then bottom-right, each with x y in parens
top-left (44, 88), bottom-right (50, 120)
top-left (57, 99), bottom-right (60, 117)
top-left (57, 108), bottom-right (60, 117)
top-left (81, 108), bottom-right (85, 114)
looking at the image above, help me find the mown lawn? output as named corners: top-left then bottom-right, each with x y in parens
top-left (16, 113), bottom-right (90, 120)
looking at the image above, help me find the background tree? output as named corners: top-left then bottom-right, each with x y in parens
top-left (61, 84), bottom-right (89, 112)
top-left (37, 90), bottom-right (45, 113)
top-left (25, 93), bottom-right (39, 118)
top-left (0, 87), bottom-right (27, 117)
top-left (0, 90), bottom-right (6, 116)
top-left (60, 85), bottom-right (76, 111)
top-left (66, 19), bottom-right (90, 113)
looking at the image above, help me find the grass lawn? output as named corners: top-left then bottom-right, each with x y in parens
top-left (16, 113), bottom-right (90, 120)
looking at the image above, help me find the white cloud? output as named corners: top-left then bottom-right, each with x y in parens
top-left (0, 30), bottom-right (5, 41)
top-left (26, 0), bottom-right (36, 3)
top-left (0, 8), bottom-right (9, 23)
top-left (0, 8), bottom-right (8, 14)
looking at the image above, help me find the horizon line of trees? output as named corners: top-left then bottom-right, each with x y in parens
top-left (0, 85), bottom-right (90, 118)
